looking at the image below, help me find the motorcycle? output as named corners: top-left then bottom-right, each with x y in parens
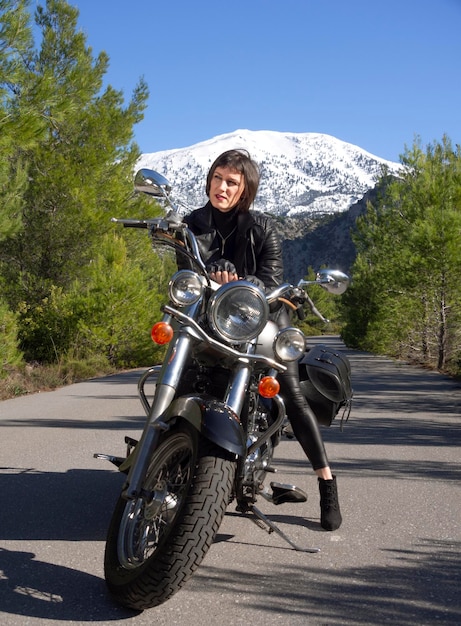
top-left (95, 169), bottom-right (352, 610)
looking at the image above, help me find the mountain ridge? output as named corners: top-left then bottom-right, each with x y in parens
top-left (137, 129), bottom-right (400, 217)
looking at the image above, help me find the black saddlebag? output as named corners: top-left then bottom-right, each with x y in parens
top-left (298, 344), bottom-right (353, 427)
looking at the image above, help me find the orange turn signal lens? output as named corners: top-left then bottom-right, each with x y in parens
top-left (151, 321), bottom-right (174, 345)
top-left (258, 376), bottom-right (280, 398)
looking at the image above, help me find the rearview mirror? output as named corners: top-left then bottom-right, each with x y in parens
top-left (134, 169), bottom-right (172, 198)
top-left (316, 269), bottom-right (350, 295)
top-left (298, 269), bottom-right (350, 295)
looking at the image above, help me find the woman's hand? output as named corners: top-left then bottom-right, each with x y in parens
top-left (206, 259), bottom-right (240, 284)
top-left (209, 269), bottom-right (240, 284)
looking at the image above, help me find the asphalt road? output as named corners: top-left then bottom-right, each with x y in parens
top-left (1, 337), bottom-right (460, 626)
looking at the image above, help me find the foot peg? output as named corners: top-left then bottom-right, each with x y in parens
top-left (93, 436), bottom-right (139, 470)
top-left (268, 482), bottom-right (308, 505)
top-left (93, 453), bottom-right (125, 468)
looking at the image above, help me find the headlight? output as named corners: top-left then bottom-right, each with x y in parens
top-left (274, 327), bottom-right (306, 362)
top-left (168, 270), bottom-right (205, 306)
top-left (208, 281), bottom-right (269, 343)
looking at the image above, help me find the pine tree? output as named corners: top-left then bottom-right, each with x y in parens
top-left (0, 0), bottom-right (39, 371)
top-left (0, 0), bottom-right (36, 243)
top-left (0, 0), bottom-right (172, 368)
top-left (0, 0), bottom-right (149, 309)
top-left (393, 136), bottom-right (461, 368)
top-left (341, 136), bottom-right (461, 373)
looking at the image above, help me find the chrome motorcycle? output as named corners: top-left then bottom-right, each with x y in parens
top-left (96, 169), bottom-right (352, 610)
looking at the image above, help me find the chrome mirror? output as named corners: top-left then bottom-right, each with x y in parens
top-left (316, 269), bottom-right (350, 294)
top-left (134, 168), bottom-right (172, 198)
top-left (298, 269), bottom-right (350, 295)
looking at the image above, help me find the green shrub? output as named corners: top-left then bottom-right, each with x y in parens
top-left (0, 299), bottom-right (23, 377)
top-left (18, 234), bottom-right (167, 367)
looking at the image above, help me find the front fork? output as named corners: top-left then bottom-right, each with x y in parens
top-left (120, 327), bottom-right (194, 499)
top-left (120, 329), bottom-right (255, 500)
top-left (116, 323), bottom-right (276, 500)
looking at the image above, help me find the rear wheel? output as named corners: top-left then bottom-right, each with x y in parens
top-left (104, 422), bottom-right (235, 610)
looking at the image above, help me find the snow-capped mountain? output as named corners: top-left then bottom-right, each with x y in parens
top-left (137, 129), bottom-right (400, 217)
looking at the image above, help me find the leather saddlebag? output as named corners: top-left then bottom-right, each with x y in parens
top-left (298, 344), bottom-right (353, 427)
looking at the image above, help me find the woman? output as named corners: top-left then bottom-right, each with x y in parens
top-left (181, 148), bottom-right (342, 531)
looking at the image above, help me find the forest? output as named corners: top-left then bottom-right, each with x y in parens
top-left (1, 0), bottom-right (461, 399)
top-left (341, 136), bottom-right (461, 376)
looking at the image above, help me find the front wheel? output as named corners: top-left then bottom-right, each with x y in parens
top-left (104, 421), bottom-right (235, 610)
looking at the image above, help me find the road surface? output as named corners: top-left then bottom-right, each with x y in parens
top-left (1, 337), bottom-right (460, 625)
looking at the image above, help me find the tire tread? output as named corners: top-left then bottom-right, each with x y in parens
top-left (105, 437), bottom-right (235, 610)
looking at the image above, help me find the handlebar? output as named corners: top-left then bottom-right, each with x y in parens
top-left (111, 216), bottom-right (207, 274)
top-left (111, 215), bottom-right (348, 319)
top-left (111, 217), bottom-right (180, 230)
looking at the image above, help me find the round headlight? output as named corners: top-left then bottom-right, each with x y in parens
top-left (274, 327), bottom-right (306, 362)
top-left (208, 281), bottom-right (269, 343)
top-left (168, 270), bottom-right (205, 306)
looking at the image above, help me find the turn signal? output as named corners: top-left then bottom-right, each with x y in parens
top-left (258, 376), bottom-right (280, 398)
top-left (151, 321), bottom-right (174, 345)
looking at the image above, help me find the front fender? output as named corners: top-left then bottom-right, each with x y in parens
top-left (163, 395), bottom-right (246, 457)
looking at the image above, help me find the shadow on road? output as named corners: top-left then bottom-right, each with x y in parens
top-left (0, 547), bottom-right (138, 622)
top-left (2, 536), bottom-right (459, 624)
top-left (190, 536), bottom-right (461, 625)
top-left (0, 467), bottom-right (138, 621)
top-left (0, 467), bottom-right (123, 541)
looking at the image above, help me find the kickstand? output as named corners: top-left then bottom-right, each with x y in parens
top-left (248, 504), bottom-right (320, 553)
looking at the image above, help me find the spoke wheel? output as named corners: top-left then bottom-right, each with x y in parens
top-left (117, 430), bottom-right (194, 569)
top-left (104, 422), bottom-right (235, 610)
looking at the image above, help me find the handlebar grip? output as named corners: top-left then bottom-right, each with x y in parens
top-left (296, 305), bottom-right (305, 321)
top-left (111, 218), bottom-right (150, 228)
top-left (122, 222), bottom-right (148, 228)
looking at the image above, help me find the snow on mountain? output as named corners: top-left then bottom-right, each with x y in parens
top-left (136, 129), bottom-right (401, 217)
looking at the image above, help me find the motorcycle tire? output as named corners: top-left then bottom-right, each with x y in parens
top-left (104, 421), bottom-right (235, 610)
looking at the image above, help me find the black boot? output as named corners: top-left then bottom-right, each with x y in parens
top-left (318, 475), bottom-right (342, 531)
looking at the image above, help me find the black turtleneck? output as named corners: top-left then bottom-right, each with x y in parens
top-left (211, 206), bottom-right (238, 258)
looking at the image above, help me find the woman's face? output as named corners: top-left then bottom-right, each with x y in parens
top-left (209, 166), bottom-right (245, 212)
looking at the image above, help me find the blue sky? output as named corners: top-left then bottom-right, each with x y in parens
top-left (43, 0), bottom-right (461, 162)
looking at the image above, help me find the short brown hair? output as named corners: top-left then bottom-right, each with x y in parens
top-left (206, 149), bottom-right (260, 213)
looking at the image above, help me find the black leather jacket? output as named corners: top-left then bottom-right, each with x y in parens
top-left (180, 202), bottom-right (284, 291)
top-left (181, 203), bottom-right (328, 468)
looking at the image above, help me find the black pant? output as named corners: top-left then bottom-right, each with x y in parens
top-left (276, 310), bottom-right (329, 471)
